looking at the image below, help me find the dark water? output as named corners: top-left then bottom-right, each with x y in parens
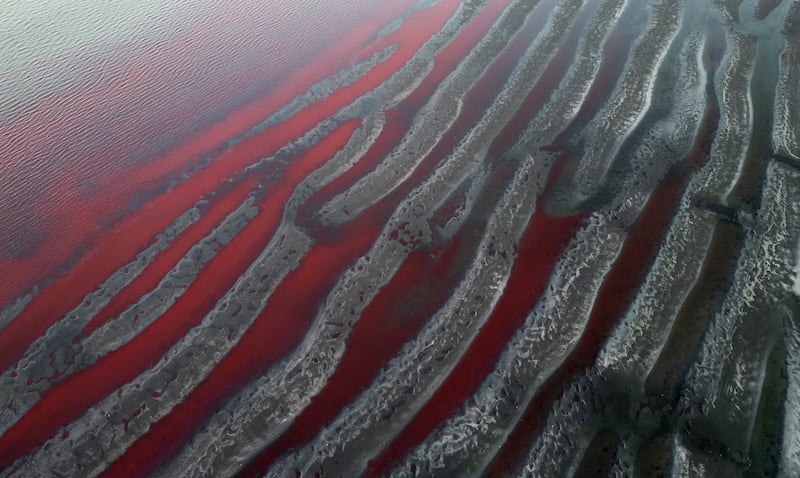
top-left (1, 0), bottom-right (799, 476)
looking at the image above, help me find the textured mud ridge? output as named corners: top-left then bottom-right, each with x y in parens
top-left (1, 0), bottom-right (799, 476)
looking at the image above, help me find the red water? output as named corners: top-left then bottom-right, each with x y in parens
top-left (0, 120), bottom-right (362, 470)
top-left (0, 0), bottom-right (716, 476)
top-left (0, 0), bottom-right (416, 308)
top-left (367, 158), bottom-right (584, 476)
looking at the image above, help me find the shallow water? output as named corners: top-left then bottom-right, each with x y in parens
top-left (0, 0), bottom-right (799, 476)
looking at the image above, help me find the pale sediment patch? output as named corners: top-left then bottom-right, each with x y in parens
top-left (434, 169), bottom-right (490, 241)
top-left (234, 46), bottom-right (396, 146)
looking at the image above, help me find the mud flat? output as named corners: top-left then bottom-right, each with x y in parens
top-left (595, 33), bottom-right (709, 380)
top-left (321, 0), bottom-right (542, 224)
top-left (782, 306), bottom-right (800, 476)
top-left (713, 0), bottom-right (745, 22)
top-left (682, 160), bottom-right (800, 464)
top-left (0, 204), bottom-right (202, 435)
top-left (1, 0), bottom-right (506, 472)
top-left (150, 1), bottom-right (573, 475)
top-left (509, 0), bottom-right (628, 155)
top-left (386, 30), bottom-right (707, 477)
top-left (0, 196), bottom-right (256, 430)
top-left (489, 27), bottom-right (761, 476)
top-left (3, 119), bottom-right (388, 476)
top-left (754, 0), bottom-right (785, 19)
top-left (509, 40), bottom-right (715, 478)
top-left (0, 294), bottom-right (34, 334)
top-left (571, 0), bottom-right (684, 201)
top-left (3, 0), bottom-right (800, 476)
top-left (518, 30), bottom-right (793, 471)
top-left (165, 1), bottom-right (596, 476)
top-left (6, 224), bottom-right (312, 477)
top-left (772, 2), bottom-right (800, 161)
top-left (0, 44), bottom-right (395, 331)
top-left (269, 153), bottom-right (551, 478)
top-left (0, 45), bottom-right (402, 442)
top-left (696, 31), bottom-right (756, 200)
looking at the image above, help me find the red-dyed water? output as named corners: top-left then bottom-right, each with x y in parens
top-left (0, 0), bottom-right (416, 307)
top-left (367, 158), bottom-right (584, 476)
top-left (1, 0), bottom-right (757, 476)
top-left (0, 120), bottom-right (362, 470)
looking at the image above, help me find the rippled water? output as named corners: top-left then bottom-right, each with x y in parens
top-left (1, 0), bottom-right (799, 476)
